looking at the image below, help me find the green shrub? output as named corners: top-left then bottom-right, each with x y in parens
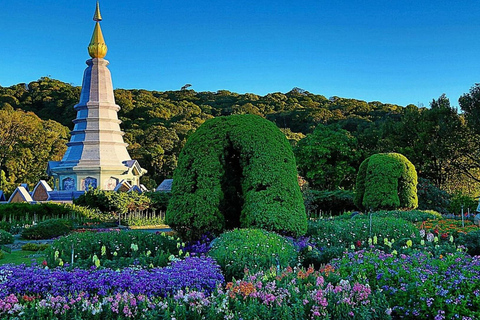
top-left (448, 192), bottom-right (478, 215)
top-left (0, 221), bottom-right (11, 232)
top-left (167, 115), bottom-right (307, 240)
top-left (22, 219), bottom-right (73, 240)
top-left (21, 243), bottom-right (50, 251)
top-left (371, 209), bottom-right (442, 223)
top-left (74, 189), bottom-right (151, 214)
top-left (303, 189), bottom-right (355, 217)
top-left (0, 229), bottom-right (14, 245)
top-left (354, 153), bottom-right (418, 211)
top-left (0, 250), bottom-right (4, 260)
top-left (457, 230), bottom-right (480, 256)
top-left (417, 177), bottom-right (450, 214)
top-left (45, 230), bottom-right (184, 269)
top-left (209, 228), bottom-right (298, 280)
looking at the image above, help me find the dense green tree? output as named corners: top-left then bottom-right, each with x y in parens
top-left (166, 114), bottom-right (307, 240)
top-left (295, 124), bottom-right (359, 190)
top-left (0, 108), bottom-right (68, 193)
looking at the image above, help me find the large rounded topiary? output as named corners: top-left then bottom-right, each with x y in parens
top-left (166, 114), bottom-right (307, 240)
top-left (354, 153), bottom-right (418, 211)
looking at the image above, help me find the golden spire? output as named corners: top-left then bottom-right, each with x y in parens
top-left (93, 1), bottom-right (102, 21)
top-left (88, 1), bottom-right (107, 59)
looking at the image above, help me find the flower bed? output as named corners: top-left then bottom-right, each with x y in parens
top-left (416, 218), bottom-right (478, 236)
top-left (0, 265), bottom-right (391, 320)
top-left (333, 250), bottom-right (480, 319)
top-left (0, 257), bottom-right (224, 299)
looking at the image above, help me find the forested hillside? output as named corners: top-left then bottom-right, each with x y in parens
top-left (1, 77), bottom-right (480, 200)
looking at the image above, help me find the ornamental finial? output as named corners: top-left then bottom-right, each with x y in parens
top-left (93, 1), bottom-right (102, 21)
top-left (88, 2), bottom-right (107, 58)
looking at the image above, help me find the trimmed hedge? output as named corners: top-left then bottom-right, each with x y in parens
top-left (354, 153), bottom-right (418, 211)
top-left (0, 203), bottom-right (105, 223)
top-left (166, 115), bottom-right (307, 240)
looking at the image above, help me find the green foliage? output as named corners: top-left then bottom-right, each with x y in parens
top-left (448, 192), bottom-right (478, 214)
top-left (21, 243), bottom-right (49, 251)
top-left (0, 203), bottom-right (106, 223)
top-left (457, 230), bottom-right (480, 256)
top-left (295, 124), bottom-right (359, 190)
top-left (303, 189), bottom-right (355, 216)
top-left (167, 115), bottom-right (307, 240)
top-left (0, 221), bottom-right (11, 232)
top-left (74, 189), bottom-right (151, 214)
top-left (45, 230), bottom-right (183, 269)
top-left (144, 191), bottom-right (171, 211)
top-left (371, 209), bottom-right (442, 223)
top-left (0, 105), bottom-right (68, 193)
top-left (0, 229), bottom-right (14, 244)
top-left (209, 229), bottom-right (298, 281)
top-left (417, 178), bottom-right (451, 214)
top-left (0, 250), bottom-right (4, 260)
top-left (22, 219), bottom-right (73, 240)
top-left (354, 153), bottom-right (418, 211)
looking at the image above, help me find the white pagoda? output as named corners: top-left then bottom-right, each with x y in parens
top-left (48, 2), bottom-right (146, 194)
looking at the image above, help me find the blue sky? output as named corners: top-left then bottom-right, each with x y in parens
top-left (1, 0), bottom-right (479, 107)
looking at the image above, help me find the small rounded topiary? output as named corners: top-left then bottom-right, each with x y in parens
top-left (209, 228), bottom-right (298, 280)
top-left (354, 153), bottom-right (418, 211)
top-left (166, 114), bottom-right (307, 240)
top-left (22, 219), bottom-right (73, 240)
top-left (0, 229), bottom-right (14, 245)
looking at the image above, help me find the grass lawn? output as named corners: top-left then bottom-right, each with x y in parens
top-left (0, 250), bottom-right (45, 265)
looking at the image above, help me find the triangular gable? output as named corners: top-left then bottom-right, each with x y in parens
top-left (20, 183), bottom-right (29, 192)
top-left (0, 191), bottom-right (6, 201)
top-left (139, 184), bottom-right (148, 192)
top-left (32, 180), bottom-right (53, 201)
top-left (114, 180), bottom-right (131, 192)
top-left (8, 186), bottom-right (34, 203)
top-left (123, 160), bottom-right (147, 176)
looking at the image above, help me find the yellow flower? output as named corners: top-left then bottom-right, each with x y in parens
top-left (391, 250), bottom-right (398, 255)
top-left (58, 259), bottom-right (64, 267)
top-left (113, 251), bottom-right (118, 256)
top-left (406, 240), bottom-right (413, 248)
top-left (101, 245), bottom-right (106, 256)
top-left (54, 250), bottom-right (59, 261)
top-left (373, 236), bottom-right (378, 245)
